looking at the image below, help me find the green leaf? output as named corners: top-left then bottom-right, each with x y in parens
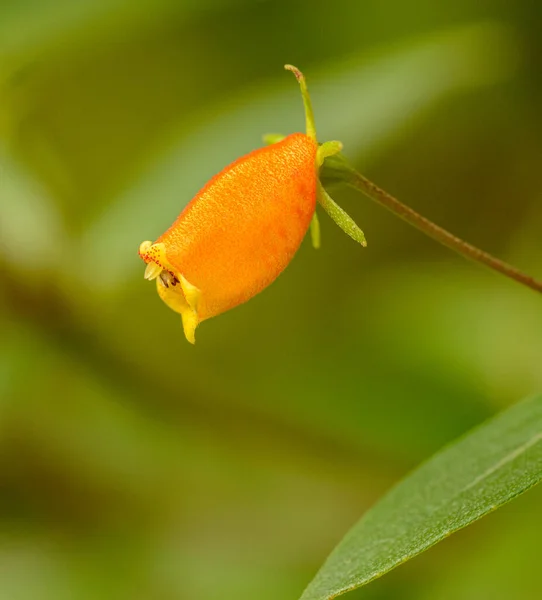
top-left (300, 393), bottom-right (542, 600)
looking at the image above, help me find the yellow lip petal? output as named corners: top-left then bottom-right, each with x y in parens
top-left (181, 310), bottom-right (199, 345)
top-left (179, 274), bottom-right (201, 313)
top-left (155, 277), bottom-right (201, 344)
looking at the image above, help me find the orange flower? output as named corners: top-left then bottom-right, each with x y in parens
top-left (139, 65), bottom-right (365, 343)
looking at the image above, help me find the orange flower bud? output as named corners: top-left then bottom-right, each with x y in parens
top-left (139, 65), bottom-right (366, 343)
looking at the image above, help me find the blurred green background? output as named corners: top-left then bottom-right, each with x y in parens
top-left (1, 1), bottom-right (542, 599)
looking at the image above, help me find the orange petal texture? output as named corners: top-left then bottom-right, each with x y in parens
top-left (154, 132), bottom-right (318, 321)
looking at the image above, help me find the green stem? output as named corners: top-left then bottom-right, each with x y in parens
top-left (284, 64), bottom-right (317, 141)
top-left (345, 169), bottom-right (542, 294)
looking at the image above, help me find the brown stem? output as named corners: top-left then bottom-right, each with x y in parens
top-left (346, 170), bottom-right (542, 295)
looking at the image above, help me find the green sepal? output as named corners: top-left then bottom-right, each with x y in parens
top-left (317, 180), bottom-right (367, 247)
top-left (310, 212), bottom-right (321, 249)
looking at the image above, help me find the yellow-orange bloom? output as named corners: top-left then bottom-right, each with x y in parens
top-left (139, 65), bottom-right (365, 343)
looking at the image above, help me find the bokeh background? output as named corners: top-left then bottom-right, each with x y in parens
top-left (1, 1), bottom-right (542, 599)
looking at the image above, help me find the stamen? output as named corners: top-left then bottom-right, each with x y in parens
top-left (159, 271), bottom-right (179, 288)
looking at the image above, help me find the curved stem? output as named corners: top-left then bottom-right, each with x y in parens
top-left (284, 64), bottom-right (317, 141)
top-left (346, 169), bottom-right (542, 294)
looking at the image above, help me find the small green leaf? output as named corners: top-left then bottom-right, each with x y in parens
top-left (317, 181), bottom-right (366, 247)
top-left (300, 393), bottom-right (542, 600)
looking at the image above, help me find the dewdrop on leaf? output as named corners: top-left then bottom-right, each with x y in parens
top-left (138, 65), bottom-right (366, 343)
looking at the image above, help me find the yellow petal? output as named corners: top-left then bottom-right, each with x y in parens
top-left (155, 276), bottom-right (201, 344)
top-left (179, 274), bottom-right (201, 313)
top-left (156, 277), bottom-right (188, 315)
top-left (181, 310), bottom-right (199, 345)
top-left (145, 242), bottom-right (168, 266)
top-left (139, 240), bottom-right (153, 255)
top-left (144, 261), bottom-right (163, 280)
